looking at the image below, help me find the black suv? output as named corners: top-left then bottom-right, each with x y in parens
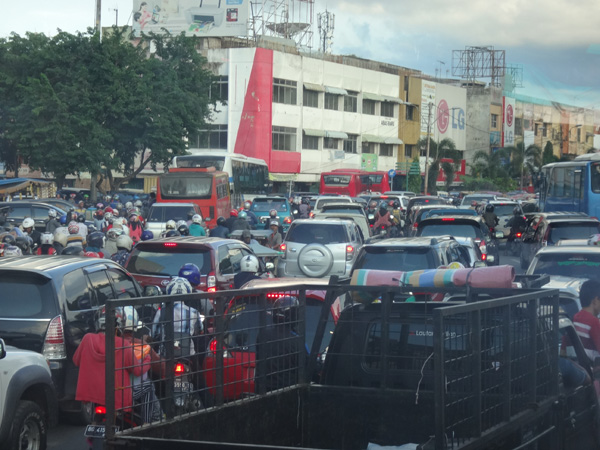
top-left (0, 201), bottom-right (67, 232)
top-left (519, 212), bottom-right (600, 269)
top-left (351, 236), bottom-right (470, 276)
top-left (0, 256), bottom-right (145, 423)
top-left (415, 215), bottom-right (500, 265)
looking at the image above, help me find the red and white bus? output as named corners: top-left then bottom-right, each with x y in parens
top-left (156, 167), bottom-right (231, 228)
top-left (319, 169), bottom-right (391, 196)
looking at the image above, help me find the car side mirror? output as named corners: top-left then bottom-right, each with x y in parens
top-left (0, 338), bottom-right (6, 360)
top-left (486, 255), bottom-right (495, 264)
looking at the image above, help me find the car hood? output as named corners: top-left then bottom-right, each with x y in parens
top-left (543, 276), bottom-right (587, 297)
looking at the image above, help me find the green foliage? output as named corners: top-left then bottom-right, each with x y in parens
top-left (471, 149), bottom-right (511, 179)
top-left (408, 157), bottom-right (422, 194)
top-left (462, 176), bottom-right (516, 193)
top-left (543, 141), bottom-right (559, 164)
top-left (417, 137), bottom-right (463, 195)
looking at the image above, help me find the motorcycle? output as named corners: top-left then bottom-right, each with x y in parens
top-left (84, 402), bottom-right (142, 450)
top-left (506, 227), bottom-right (524, 256)
top-left (173, 357), bottom-right (203, 414)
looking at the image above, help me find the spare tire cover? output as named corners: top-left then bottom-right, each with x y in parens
top-left (297, 243), bottom-right (334, 278)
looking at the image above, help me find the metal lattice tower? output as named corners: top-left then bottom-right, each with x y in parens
top-left (250, 0), bottom-right (314, 49)
top-left (317, 10), bottom-right (335, 53)
top-left (451, 46), bottom-right (506, 87)
top-left (506, 64), bottom-right (524, 91)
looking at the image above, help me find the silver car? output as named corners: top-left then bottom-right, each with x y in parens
top-left (277, 219), bottom-right (364, 278)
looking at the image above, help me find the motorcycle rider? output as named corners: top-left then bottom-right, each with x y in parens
top-left (128, 213), bottom-right (143, 244)
top-left (373, 202), bottom-right (392, 233)
top-left (210, 216), bottom-right (230, 238)
top-left (36, 232), bottom-right (58, 255)
top-left (21, 217), bottom-right (41, 249)
top-left (189, 214), bottom-right (206, 237)
top-left (243, 201), bottom-right (259, 228)
top-left (505, 207), bottom-right (527, 255)
top-left (225, 209), bottom-right (239, 232)
top-left (110, 235), bottom-right (134, 266)
top-left (233, 255), bottom-right (262, 289)
top-left (482, 203), bottom-right (499, 231)
top-left (86, 231), bottom-right (106, 258)
top-left (231, 211), bottom-right (251, 232)
top-left (45, 209), bottom-right (61, 234)
top-left (160, 220), bottom-right (177, 238)
top-left (298, 198), bottom-right (310, 219)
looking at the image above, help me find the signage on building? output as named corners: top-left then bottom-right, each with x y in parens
top-left (502, 96), bottom-right (516, 147)
top-left (361, 154), bottom-right (378, 172)
top-left (420, 81), bottom-right (466, 150)
top-left (131, 0), bottom-right (250, 38)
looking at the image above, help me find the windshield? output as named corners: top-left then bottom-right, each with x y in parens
top-left (493, 204), bottom-right (518, 216)
top-left (286, 223), bottom-right (347, 244)
top-left (462, 195), bottom-right (494, 204)
top-left (549, 223), bottom-right (600, 243)
top-left (148, 206), bottom-right (196, 222)
top-left (159, 175), bottom-right (213, 199)
top-left (419, 223), bottom-right (482, 239)
top-left (532, 253), bottom-right (600, 279)
top-left (126, 247), bottom-right (212, 276)
top-left (175, 155), bottom-right (226, 170)
top-left (323, 175), bottom-right (351, 186)
top-left (355, 248), bottom-right (434, 272)
top-left (321, 205), bottom-right (363, 215)
top-left (251, 199), bottom-right (288, 212)
top-left (0, 273), bottom-right (56, 318)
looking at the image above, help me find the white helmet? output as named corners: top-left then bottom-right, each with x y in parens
top-left (53, 232), bottom-right (68, 247)
top-left (176, 220), bottom-right (187, 228)
top-left (588, 234), bottom-right (600, 246)
top-left (106, 225), bottom-right (124, 241)
top-left (104, 212), bottom-right (113, 222)
top-left (48, 209), bottom-right (58, 218)
top-left (116, 234), bottom-right (133, 251)
top-left (166, 277), bottom-right (193, 295)
top-left (134, 200), bottom-right (143, 207)
top-left (192, 214), bottom-right (203, 224)
top-left (166, 220), bottom-right (177, 230)
top-left (125, 202), bottom-right (133, 209)
top-left (22, 218), bottom-right (35, 229)
top-left (40, 232), bottom-right (54, 245)
top-left (115, 305), bottom-right (141, 332)
top-left (4, 245), bottom-right (22, 257)
top-left (240, 255), bottom-right (259, 273)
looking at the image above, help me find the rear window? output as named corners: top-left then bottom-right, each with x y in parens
top-left (126, 246), bottom-right (212, 276)
top-left (549, 222), bottom-right (600, 243)
top-left (418, 223), bottom-right (482, 239)
top-left (493, 204), bottom-right (518, 216)
top-left (148, 206), bottom-right (196, 222)
top-left (0, 273), bottom-right (56, 318)
top-left (251, 199), bottom-right (288, 212)
top-left (316, 198), bottom-right (351, 209)
top-left (532, 253), bottom-right (600, 279)
top-left (355, 247), bottom-right (435, 272)
top-left (323, 175), bottom-right (351, 186)
top-left (286, 223), bottom-right (348, 245)
top-left (321, 205), bottom-right (363, 215)
top-left (409, 198), bottom-right (446, 209)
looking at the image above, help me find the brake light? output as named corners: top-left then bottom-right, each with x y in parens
top-left (516, 232), bottom-right (522, 238)
top-left (346, 245), bottom-right (354, 261)
top-left (95, 405), bottom-right (106, 415)
top-left (413, 222), bottom-right (418, 228)
top-left (43, 316), bottom-right (66, 359)
top-left (164, 242), bottom-right (177, 247)
top-left (441, 218), bottom-right (455, 221)
top-left (280, 243), bottom-right (287, 252)
top-left (283, 216), bottom-right (292, 224)
top-left (309, 212), bottom-right (315, 218)
top-left (175, 363), bottom-right (186, 374)
top-left (478, 240), bottom-right (487, 256)
top-left (380, 196), bottom-right (388, 199)
top-left (209, 339), bottom-right (228, 357)
top-left (207, 271), bottom-right (216, 292)
top-left (482, 253), bottom-right (487, 261)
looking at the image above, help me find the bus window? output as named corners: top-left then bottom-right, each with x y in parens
top-left (564, 168), bottom-right (573, 198)
top-left (592, 163), bottom-right (600, 193)
top-left (552, 168), bottom-right (565, 197)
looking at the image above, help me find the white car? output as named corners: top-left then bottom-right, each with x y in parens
top-left (145, 202), bottom-right (203, 236)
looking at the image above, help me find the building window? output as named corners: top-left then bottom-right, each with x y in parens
top-left (343, 135), bottom-right (358, 153)
top-left (362, 142), bottom-right (375, 154)
top-left (543, 123), bottom-right (549, 137)
top-left (324, 93), bottom-right (340, 111)
top-left (420, 147), bottom-right (427, 157)
top-left (344, 91), bottom-right (358, 112)
top-left (273, 78), bottom-right (297, 105)
top-left (406, 105), bottom-right (416, 121)
top-left (381, 102), bottom-right (395, 118)
top-left (491, 114), bottom-right (498, 128)
top-left (324, 137), bottom-right (338, 149)
top-left (577, 128), bottom-right (581, 142)
top-left (515, 118), bottom-right (523, 135)
top-left (303, 134), bottom-right (319, 150)
top-left (195, 124), bottom-right (228, 149)
top-left (363, 99), bottom-right (376, 115)
top-left (272, 126), bottom-right (296, 151)
top-left (303, 89), bottom-right (319, 108)
top-left (209, 76), bottom-right (228, 101)
top-left (404, 144), bottom-right (414, 158)
top-left (380, 144), bottom-right (393, 157)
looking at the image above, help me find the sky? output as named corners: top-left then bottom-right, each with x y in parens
top-left (2, 0), bottom-right (600, 109)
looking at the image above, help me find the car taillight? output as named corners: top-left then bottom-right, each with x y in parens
top-left (43, 316), bottom-right (66, 360)
top-left (346, 245), bottom-right (354, 261)
top-left (207, 271), bottom-right (216, 292)
top-left (283, 217), bottom-right (292, 224)
top-left (280, 243), bottom-right (287, 252)
top-left (481, 253), bottom-right (487, 261)
top-left (413, 222), bottom-right (418, 228)
top-left (442, 218), bottom-right (455, 221)
top-left (478, 240), bottom-right (487, 256)
top-left (164, 242), bottom-right (177, 247)
top-left (95, 405), bottom-right (106, 415)
top-left (309, 212), bottom-right (315, 218)
top-left (516, 232), bottom-right (522, 238)
top-left (209, 339), bottom-right (228, 357)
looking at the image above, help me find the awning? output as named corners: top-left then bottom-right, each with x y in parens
top-left (324, 86), bottom-right (348, 95)
top-left (385, 137), bottom-right (404, 145)
top-left (0, 178), bottom-right (52, 195)
top-left (361, 134), bottom-right (386, 143)
top-left (362, 92), bottom-right (385, 102)
top-left (382, 95), bottom-right (404, 104)
top-left (303, 82), bottom-right (325, 92)
top-left (303, 128), bottom-right (326, 137)
top-left (325, 130), bottom-right (349, 139)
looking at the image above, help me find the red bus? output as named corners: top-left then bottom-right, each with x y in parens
top-left (319, 169), bottom-right (391, 196)
top-left (156, 168), bottom-right (231, 228)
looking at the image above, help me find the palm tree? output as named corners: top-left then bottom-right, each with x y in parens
top-left (472, 148), bottom-right (511, 180)
top-left (417, 137), bottom-right (462, 194)
top-left (502, 142), bottom-right (542, 189)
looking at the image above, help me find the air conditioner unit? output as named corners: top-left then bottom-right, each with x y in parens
top-left (185, 0), bottom-right (224, 27)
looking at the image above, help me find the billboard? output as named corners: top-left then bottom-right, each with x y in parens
top-left (502, 96), bottom-right (516, 147)
top-left (132, 0), bottom-right (249, 38)
top-left (420, 81), bottom-right (467, 150)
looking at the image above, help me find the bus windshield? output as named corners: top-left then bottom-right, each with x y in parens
top-left (159, 176), bottom-right (213, 199)
top-left (251, 198), bottom-right (288, 212)
top-left (175, 155), bottom-right (225, 170)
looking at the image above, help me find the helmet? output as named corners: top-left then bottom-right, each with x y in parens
top-left (141, 230), bottom-right (154, 241)
top-left (272, 296), bottom-right (299, 325)
top-left (144, 285), bottom-right (162, 296)
top-left (15, 236), bottom-right (31, 253)
top-left (388, 200), bottom-right (395, 208)
top-left (115, 305), bottom-right (141, 333)
top-left (40, 232), bottom-right (54, 245)
top-left (77, 214), bottom-right (86, 223)
top-left (369, 200), bottom-right (378, 209)
top-left (178, 263), bottom-right (201, 286)
top-left (95, 209), bottom-right (104, 219)
top-left (53, 232), bottom-right (68, 247)
top-left (113, 210), bottom-right (120, 218)
top-left (128, 213), bottom-right (138, 223)
top-left (62, 245), bottom-right (84, 255)
top-left (177, 224), bottom-right (190, 236)
top-left (241, 229), bottom-right (252, 241)
top-left (166, 220), bottom-right (176, 230)
top-left (125, 202), bottom-right (133, 210)
top-left (68, 224), bottom-right (80, 235)
top-left (230, 209), bottom-right (239, 217)
top-left (240, 255), bottom-right (259, 273)
top-left (22, 218), bottom-right (35, 229)
top-left (84, 251), bottom-right (101, 258)
top-left (243, 201), bottom-right (252, 210)
top-left (393, 200), bottom-right (400, 209)
top-left (239, 211), bottom-right (248, 219)
top-left (165, 230), bottom-right (181, 238)
top-left (116, 203), bottom-right (123, 211)
top-left (192, 214), bottom-right (202, 224)
top-left (217, 216), bottom-right (226, 226)
top-left (104, 206), bottom-right (113, 213)
top-left (48, 209), bottom-right (58, 218)
top-left (134, 200), bottom-right (143, 207)
top-left (3, 245), bottom-right (22, 257)
top-left (87, 224), bottom-right (97, 233)
top-left (2, 234), bottom-right (16, 245)
top-left (588, 234), bottom-right (600, 246)
top-left (513, 207), bottom-right (521, 216)
top-left (96, 202), bottom-right (104, 209)
top-left (269, 209), bottom-right (277, 218)
top-left (379, 201), bottom-right (388, 210)
top-left (166, 277), bottom-right (193, 295)
top-left (59, 215), bottom-right (68, 225)
top-left (87, 231), bottom-right (105, 249)
top-left (70, 193), bottom-right (76, 199)
top-left (270, 221), bottom-right (280, 227)
top-left (104, 212), bottom-right (113, 222)
top-left (106, 226), bottom-right (123, 241)
top-left (116, 235), bottom-right (133, 251)
top-left (485, 204), bottom-right (494, 213)
top-left (176, 220), bottom-right (187, 228)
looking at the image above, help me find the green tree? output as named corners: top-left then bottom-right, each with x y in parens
top-left (542, 141), bottom-right (558, 165)
top-left (472, 149), bottom-right (511, 179)
top-left (408, 157), bottom-right (422, 194)
top-left (417, 137), bottom-right (462, 195)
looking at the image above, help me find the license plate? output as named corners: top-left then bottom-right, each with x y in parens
top-left (84, 425), bottom-right (119, 438)
top-left (174, 380), bottom-right (191, 392)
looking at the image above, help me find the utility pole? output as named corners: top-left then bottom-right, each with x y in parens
top-left (95, 0), bottom-right (102, 34)
top-left (424, 102), bottom-right (432, 195)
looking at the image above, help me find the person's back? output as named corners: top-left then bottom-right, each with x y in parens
top-left (189, 223), bottom-right (206, 237)
top-left (298, 203), bottom-right (310, 219)
top-left (231, 217), bottom-right (251, 232)
top-left (571, 280), bottom-right (600, 360)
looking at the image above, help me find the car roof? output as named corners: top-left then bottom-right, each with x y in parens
top-left (291, 218), bottom-right (354, 226)
top-left (544, 218), bottom-right (599, 224)
top-left (363, 236), bottom-right (455, 248)
top-left (134, 236), bottom-right (246, 249)
top-left (489, 201), bottom-right (519, 205)
top-left (535, 245), bottom-right (600, 255)
top-left (0, 255), bottom-right (120, 275)
top-left (418, 215), bottom-right (485, 225)
top-left (321, 203), bottom-right (364, 209)
top-left (241, 277), bottom-right (332, 289)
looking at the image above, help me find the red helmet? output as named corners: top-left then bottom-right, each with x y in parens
top-left (105, 206), bottom-right (113, 213)
top-left (84, 251), bottom-right (101, 258)
top-left (230, 209), bottom-right (239, 217)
